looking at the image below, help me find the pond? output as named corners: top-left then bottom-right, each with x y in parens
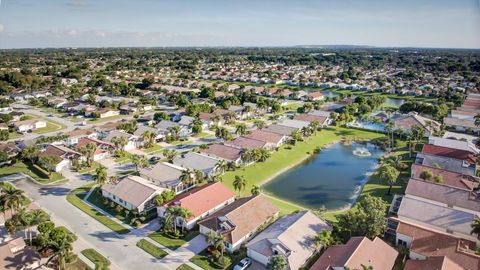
top-left (384, 97), bottom-right (405, 106)
top-left (262, 142), bottom-right (384, 211)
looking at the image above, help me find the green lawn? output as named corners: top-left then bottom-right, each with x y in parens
top-left (66, 258), bottom-right (93, 270)
top-left (0, 161), bottom-right (64, 184)
top-left (66, 184), bottom-right (130, 234)
top-left (170, 140), bottom-right (193, 146)
top-left (177, 264), bottom-right (195, 270)
top-left (136, 239), bottom-right (168, 259)
top-left (35, 118), bottom-right (67, 134)
top-left (143, 144), bottom-right (163, 154)
top-left (190, 249), bottom-right (245, 270)
top-left (148, 230), bottom-right (200, 250)
top-left (8, 131), bottom-right (22, 139)
top-left (78, 161), bottom-right (102, 174)
top-left (89, 114), bottom-right (126, 124)
top-left (81, 249), bottom-right (111, 270)
top-left (114, 152), bottom-right (132, 164)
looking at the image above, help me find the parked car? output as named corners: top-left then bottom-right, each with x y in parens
top-left (233, 258), bottom-right (251, 270)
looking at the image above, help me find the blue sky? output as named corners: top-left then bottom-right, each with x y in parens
top-left (0, 0), bottom-right (479, 49)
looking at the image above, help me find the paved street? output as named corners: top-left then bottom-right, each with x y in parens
top-left (11, 172), bottom-right (171, 270)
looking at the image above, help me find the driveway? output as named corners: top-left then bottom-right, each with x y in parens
top-left (158, 234), bottom-right (208, 269)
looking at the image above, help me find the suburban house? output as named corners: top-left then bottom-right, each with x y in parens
top-left (410, 163), bottom-right (479, 190)
top-left (97, 108), bottom-right (120, 119)
top-left (13, 119), bottom-right (47, 133)
top-left (394, 178), bottom-right (480, 243)
top-left (444, 117), bottom-right (479, 133)
top-left (393, 112), bottom-right (440, 137)
top-left (391, 218), bottom-right (480, 270)
top-left (228, 105), bottom-right (252, 120)
top-left (428, 136), bottom-right (479, 154)
top-left (0, 237), bottom-right (41, 270)
top-left (277, 119), bottom-right (310, 130)
top-left (200, 144), bottom-right (243, 165)
top-left (246, 211), bottom-right (332, 270)
top-left (101, 175), bottom-right (166, 214)
top-left (155, 120), bottom-right (190, 138)
top-left (75, 137), bottom-right (115, 161)
top-left (139, 162), bottom-right (188, 193)
top-left (264, 124), bottom-right (297, 136)
top-left (198, 195), bottom-right (279, 252)
top-left (39, 144), bottom-right (82, 172)
top-left (415, 153), bottom-right (477, 176)
top-left (304, 91), bottom-right (324, 101)
top-left (105, 130), bottom-right (140, 151)
top-left (199, 112), bottom-right (223, 128)
top-left (311, 237), bottom-right (398, 270)
top-left (226, 136), bottom-right (267, 150)
top-left (134, 125), bottom-right (164, 144)
top-left (0, 142), bottom-right (19, 160)
top-left (65, 128), bottom-right (97, 146)
top-left (294, 114), bottom-right (331, 127)
top-left (244, 129), bottom-right (287, 149)
top-left (173, 152), bottom-right (220, 178)
top-left (404, 256), bottom-right (465, 270)
top-left (157, 182), bottom-right (235, 230)
top-left (178, 115), bottom-right (195, 126)
top-left (94, 121), bottom-right (123, 137)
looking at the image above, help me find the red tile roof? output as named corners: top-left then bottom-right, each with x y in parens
top-left (245, 129), bottom-right (285, 144)
top-left (410, 164), bottom-right (478, 190)
top-left (163, 182), bottom-right (235, 221)
top-left (311, 237), bottom-right (398, 270)
top-left (404, 256), bottom-right (463, 270)
top-left (422, 144), bottom-right (477, 163)
top-left (200, 144), bottom-right (242, 161)
top-left (395, 219), bottom-right (480, 270)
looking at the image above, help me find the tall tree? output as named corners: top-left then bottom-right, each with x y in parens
top-left (93, 165), bottom-right (108, 186)
top-left (376, 164), bottom-right (399, 195)
top-left (233, 175), bottom-right (247, 196)
top-left (131, 154), bottom-right (148, 172)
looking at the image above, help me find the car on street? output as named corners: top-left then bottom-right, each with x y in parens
top-left (233, 258), bottom-right (251, 270)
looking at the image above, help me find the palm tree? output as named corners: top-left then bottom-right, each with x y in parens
top-left (233, 175), bottom-right (247, 196)
top-left (257, 148), bottom-right (271, 162)
top-left (475, 114), bottom-right (480, 133)
top-left (314, 229), bottom-right (334, 249)
top-left (131, 154), bottom-right (148, 172)
top-left (211, 114), bottom-right (221, 126)
top-left (47, 233), bottom-right (76, 270)
top-left (377, 164), bottom-right (399, 195)
top-left (235, 123), bottom-right (247, 136)
top-left (385, 121), bottom-right (395, 151)
top-left (217, 160), bottom-right (228, 174)
top-left (162, 149), bottom-right (178, 163)
top-left (93, 165), bottom-right (108, 186)
top-left (471, 216), bottom-right (480, 240)
top-left (253, 119), bottom-right (266, 129)
top-left (111, 136), bottom-right (128, 150)
top-left (167, 126), bottom-right (181, 141)
top-left (309, 121), bottom-right (320, 135)
top-left (20, 146), bottom-right (40, 164)
top-left (165, 206), bottom-right (192, 235)
top-left (79, 142), bottom-right (97, 167)
top-left (0, 185), bottom-right (25, 215)
top-left (251, 185), bottom-right (260, 196)
top-left (179, 169), bottom-right (195, 187)
top-left (215, 126), bottom-right (230, 141)
top-left (26, 209), bottom-right (49, 244)
top-left (241, 149), bottom-right (254, 164)
top-left (142, 130), bottom-right (155, 148)
top-left (268, 255), bottom-right (287, 270)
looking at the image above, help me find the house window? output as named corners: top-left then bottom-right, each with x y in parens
top-left (397, 239), bottom-right (407, 247)
top-left (113, 195), bottom-right (116, 200)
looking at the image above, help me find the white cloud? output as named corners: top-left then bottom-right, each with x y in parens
top-left (0, 24), bottom-right (4, 33)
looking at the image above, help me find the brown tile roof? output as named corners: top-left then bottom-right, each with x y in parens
top-left (410, 164), bottom-right (478, 190)
top-left (76, 137), bottom-right (114, 155)
top-left (245, 129), bottom-right (285, 144)
top-left (394, 114), bottom-right (440, 131)
top-left (0, 143), bottom-right (19, 156)
top-left (311, 237), bottom-right (398, 270)
top-left (227, 136), bottom-right (266, 150)
top-left (198, 112), bottom-right (215, 121)
top-left (405, 178), bottom-right (480, 212)
top-left (444, 117), bottom-right (477, 129)
top-left (94, 121), bottom-right (122, 131)
top-left (198, 195), bottom-right (278, 244)
top-left (0, 237), bottom-right (41, 270)
top-left (164, 182), bottom-right (235, 221)
top-left (404, 256), bottom-right (463, 270)
top-left (67, 128), bottom-right (95, 138)
top-left (395, 219), bottom-right (480, 270)
top-left (294, 114), bottom-right (328, 124)
top-left (39, 144), bottom-right (81, 159)
top-left (200, 144), bottom-right (242, 161)
top-left (264, 124), bottom-right (297, 136)
top-left (422, 144), bottom-right (477, 163)
top-left (102, 176), bottom-right (164, 208)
